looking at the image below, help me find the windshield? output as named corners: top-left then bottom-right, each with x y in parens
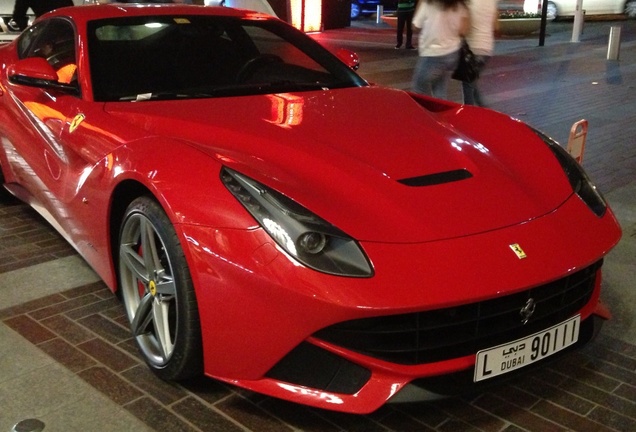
top-left (87, 15), bottom-right (366, 102)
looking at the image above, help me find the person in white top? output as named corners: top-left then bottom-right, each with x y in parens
top-left (462, 0), bottom-right (498, 106)
top-left (411, 0), bottom-right (469, 99)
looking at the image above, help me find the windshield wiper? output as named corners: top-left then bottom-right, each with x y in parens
top-left (117, 82), bottom-right (331, 102)
top-left (119, 92), bottom-right (194, 102)
top-left (261, 81), bottom-right (329, 91)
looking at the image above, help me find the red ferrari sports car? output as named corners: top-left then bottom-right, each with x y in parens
top-left (0, 4), bottom-right (621, 414)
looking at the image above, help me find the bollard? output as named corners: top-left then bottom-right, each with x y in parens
top-left (567, 119), bottom-right (588, 163)
top-left (571, 9), bottom-right (584, 42)
top-left (376, 5), bottom-right (384, 24)
top-left (571, 0), bottom-right (584, 42)
top-left (607, 26), bottom-right (621, 60)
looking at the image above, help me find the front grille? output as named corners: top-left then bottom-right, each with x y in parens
top-left (314, 260), bottom-right (602, 365)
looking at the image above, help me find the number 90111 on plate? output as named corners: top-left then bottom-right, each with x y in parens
top-left (474, 315), bottom-right (580, 382)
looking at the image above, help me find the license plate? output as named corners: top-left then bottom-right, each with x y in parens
top-left (474, 315), bottom-right (580, 382)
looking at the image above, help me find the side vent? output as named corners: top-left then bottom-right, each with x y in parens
top-left (398, 169), bottom-right (473, 187)
top-left (266, 342), bottom-right (371, 394)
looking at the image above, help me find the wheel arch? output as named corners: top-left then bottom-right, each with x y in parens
top-left (108, 179), bottom-right (154, 294)
top-left (103, 137), bottom-right (228, 293)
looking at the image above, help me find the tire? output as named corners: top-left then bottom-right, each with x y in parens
top-left (118, 196), bottom-right (202, 380)
top-left (0, 164), bottom-right (9, 201)
top-left (626, 0), bottom-right (636, 18)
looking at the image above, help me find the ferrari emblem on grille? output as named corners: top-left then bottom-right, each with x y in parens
top-left (69, 114), bottom-right (85, 133)
top-left (520, 298), bottom-right (536, 324)
top-left (509, 243), bottom-right (527, 259)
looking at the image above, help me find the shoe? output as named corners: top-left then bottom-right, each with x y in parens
top-left (394, 45), bottom-right (402, 49)
top-left (406, 45), bottom-right (416, 50)
top-left (7, 19), bottom-right (21, 32)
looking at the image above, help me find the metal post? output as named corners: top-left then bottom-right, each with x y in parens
top-left (571, 6), bottom-right (584, 42)
top-left (607, 26), bottom-right (621, 60)
top-left (376, 5), bottom-right (384, 24)
top-left (539, 0), bottom-right (549, 46)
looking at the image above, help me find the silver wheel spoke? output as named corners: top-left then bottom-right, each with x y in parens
top-left (131, 292), bottom-right (154, 336)
top-left (120, 242), bottom-right (150, 284)
top-left (154, 276), bottom-right (176, 297)
top-left (140, 217), bottom-right (161, 278)
top-left (153, 299), bottom-right (174, 360)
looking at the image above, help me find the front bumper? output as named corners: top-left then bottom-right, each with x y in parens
top-left (214, 310), bottom-right (607, 413)
top-left (179, 193), bottom-right (620, 413)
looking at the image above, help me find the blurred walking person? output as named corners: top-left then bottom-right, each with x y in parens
top-left (462, 0), bottom-right (498, 106)
top-left (411, 0), bottom-right (469, 99)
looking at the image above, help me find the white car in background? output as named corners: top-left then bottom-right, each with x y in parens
top-left (499, 0), bottom-right (635, 18)
top-left (543, 0), bottom-right (636, 18)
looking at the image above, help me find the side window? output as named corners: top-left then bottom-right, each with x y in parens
top-left (17, 23), bottom-right (46, 58)
top-left (21, 19), bottom-right (77, 85)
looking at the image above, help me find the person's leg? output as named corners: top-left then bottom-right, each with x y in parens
top-left (461, 55), bottom-right (489, 106)
top-left (405, 11), bottom-right (414, 48)
top-left (462, 80), bottom-right (476, 105)
top-left (36, 0), bottom-right (75, 16)
top-left (10, 0), bottom-right (30, 30)
top-left (396, 13), bottom-right (405, 48)
top-left (430, 50), bottom-right (461, 99)
top-left (472, 56), bottom-right (490, 106)
top-left (413, 53), bottom-right (455, 97)
top-left (411, 56), bottom-right (433, 95)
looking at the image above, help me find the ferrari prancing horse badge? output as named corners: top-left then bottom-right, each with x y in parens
top-left (509, 243), bottom-right (527, 259)
top-left (69, 113), bottom-right (85, 133)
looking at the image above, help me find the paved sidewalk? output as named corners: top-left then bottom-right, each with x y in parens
top-left (1, 17), bottom-right (635, 432)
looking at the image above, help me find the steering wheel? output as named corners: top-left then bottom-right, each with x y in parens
top-left (236, 54), bottom-right (282, 83)
top-left (47, 52), bottom-right (72, 68)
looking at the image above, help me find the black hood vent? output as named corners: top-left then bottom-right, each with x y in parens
top-left (399, 169), bottom-right (473, 187)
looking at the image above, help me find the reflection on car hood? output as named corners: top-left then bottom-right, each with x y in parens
top-left (105, 86), bottom-right (573, 243)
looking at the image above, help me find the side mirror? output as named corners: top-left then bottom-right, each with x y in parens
top-left (7, 57), bottom-right (78, 94)
top-left (336, 48), bottom-right (360, 71)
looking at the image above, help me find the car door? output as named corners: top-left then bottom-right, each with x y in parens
top-left (3, 17), bottom-right (107, 256)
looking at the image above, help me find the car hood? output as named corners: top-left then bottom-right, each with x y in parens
top-left (105, 86), bottom-right (574, 243)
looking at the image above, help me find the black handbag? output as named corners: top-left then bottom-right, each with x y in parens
top-left (452, 40), bottom-right (479, 83)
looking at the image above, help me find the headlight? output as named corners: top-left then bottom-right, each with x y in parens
top-left (531, 128), bottom-right (607, 217)
top-left (221, 167), bottom-right (373, 277)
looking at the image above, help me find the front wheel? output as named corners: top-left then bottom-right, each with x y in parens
top-left (118, 196), bottom-right (202, 380)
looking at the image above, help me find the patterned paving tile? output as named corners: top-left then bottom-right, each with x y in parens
top-left (1, 278), bottom-right (634, 431)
